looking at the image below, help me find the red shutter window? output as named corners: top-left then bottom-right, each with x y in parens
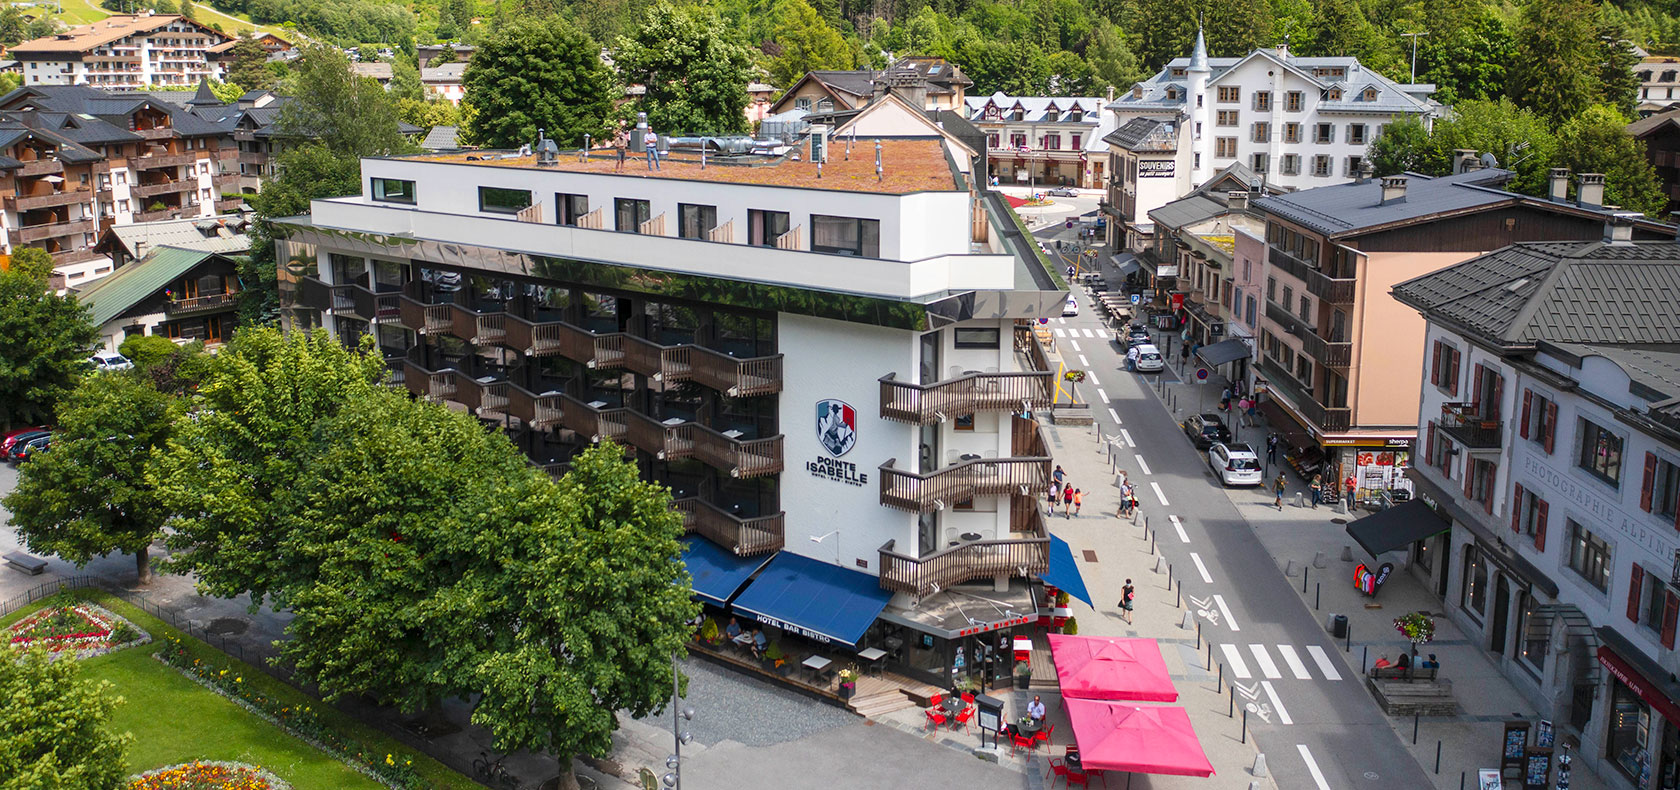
top-left (1534, 499), bottom-right (1548, 551)
top-left (1426, 422), bottom-right (1436, 466)
top-left (1472, 364), bottom-right (1485, 410)
top-left (1483, 464), bottom-right (1495, 515)
top-left (1464, 459), bottom-right (1475, 498)
top-left (1543, 402), bottom-right (1557, 453)
top-left (1520, 390), bottom-right (1533, 439)
top-left (1644, 452), bottom-right (1658, 513)
top-left (1490, 374), bottom-right (1504, 421)
top-left (1512, 484), bottom-right (1524, 533)
top-left (1430, 341), bottom-right (1441, 385)
top-left (1630, 564), bottom-right (1646, 623)
top-left (1664, 591), bottom-right (1679, 650)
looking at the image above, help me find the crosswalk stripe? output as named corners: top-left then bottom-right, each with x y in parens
top-left (1054, 328), bottom-right (1066, 337)
top-left (1249, 644), bottom-right (1281, 679)
top-left (1220, 644), bottom-right (1251, 679)
top-left (1306, 645), bottom-right (1342, 681)
top-left (1084, 328), bottom-right (1098, 338)
top-left (1277, 645), bottom-right (1312, 680)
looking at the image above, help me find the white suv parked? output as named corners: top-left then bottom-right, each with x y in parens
top-left (1207, 442), bottom-right (1263, 486)
top-left (88, 351), bottom-right (134, 372)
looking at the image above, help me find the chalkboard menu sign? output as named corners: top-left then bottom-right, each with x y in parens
top-left (1502, 721), bottom-right (1531, 776)
top-left (1524, 747), bottom-right (1554, 789)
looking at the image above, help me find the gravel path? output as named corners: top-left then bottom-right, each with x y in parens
top-left (666, 658), bottom-right (857, 748)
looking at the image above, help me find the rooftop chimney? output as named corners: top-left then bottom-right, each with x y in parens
top-left (1452, 148), bottom-right (1477, 175)
top-left (1380, 176), bottom-right (1408, 205)
top-left (1548, 168), bottom-right (1570, 203)
top-left (1576, 173), bottom-right (1606, 208)
top-left (1604, 212), bottom-right (1638, 245)
top-left (1355, 158), bottom-right (1374, 184)
top-left (1226, 190), bottom-right (1249, 211)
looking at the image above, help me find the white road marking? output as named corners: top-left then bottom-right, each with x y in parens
top-left (1262, 681), bottom-right (1293, 725)
top-left (1150, 482), bottom-right (1169, 506)
top-left (1305, 645), bottom-right (1342, 681)
top-left (1221, 644), bottom-right (1251, 679)
top-left (1086, 372), bottom-right (1101, 386)
top-left (1069, 339), bottom-right (1082, 351)
top-left (1297, 745), bottom-right (1332, 790)
top-left (1054, 328), bottom-right (1066, 337)
top-left (1249, 644), bottom-right (1282, 679)
top-left (1233, 680), bottom-right (1261, 700)
top-left (1078, 354), bottom-right (1089, 367)
top-left (1056, 317), bottom-right (1066, 324)
top-left (1189, 552), bottom-right (1213, 583)
top-left (1214, 594), bottom-right (1240, 631)
top-left (1084, 328), bottom-right (1099, 338)
top-left (1168, 514), bottom-right (1189, 543)
top-left (1120, 429), bottom-right (1134, 445)
top-left (1278, 645), bottom-right (1312, 679)
top-left (1107, 408), bottom-right (1121, 424)
top-left (1134, 455), bottom-right (1152, 475)
top-left (1097, 389), bottom-right (1110, 403)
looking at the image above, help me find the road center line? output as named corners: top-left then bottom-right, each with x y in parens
top-left (1078, 354), bottom-right (1089, 367)
top-left (1120, 429), bottom-right (1134, 445)
top-left (1150, 482), bottom-right (1169, 506)
top-left (1189, 551), bottom-right (1212, 583)
top-left (1213, 594), bottom-right (1240, 631)
top-left (1305, 645), bottom-right (1342, 681)
top-left (1107, 408), bottom-right (1121, 424)
top-left (1297, 745), bottom-right (1332, 790)
top-left (1069, 339), bottom-right (1082, 352)
top-left (1086, 372), bottom-right (1101, 386)
top-left (1262, 681), bottom-right (1293, 725)
top-left (1133, 455), bottom-right (1151, 475)
top-left (1220, 644), bottom-right (1251, 678)
top-left (1168, 514), bottom-right (1189, 543)
top-left (1097, 388), bottom-right (1109, 403)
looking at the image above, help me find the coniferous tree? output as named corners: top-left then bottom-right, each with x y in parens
top-left (461, 16), bottom-right (614, 149)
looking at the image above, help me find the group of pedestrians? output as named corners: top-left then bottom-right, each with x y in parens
top-left (1047, 465), bottom-right (1082, 518)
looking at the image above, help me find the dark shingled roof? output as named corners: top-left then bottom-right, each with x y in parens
top-left (1105, 117), bottom-right (1168, 149)
top-left (1393, 240), bottom-right (1680, 346)
top-left (1254, 169), bottom-right (1517, 237)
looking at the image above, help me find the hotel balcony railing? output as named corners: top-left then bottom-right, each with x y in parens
top-left (1257, 358), bottom-right (1351, 433)
top-left (237, 151), bottom-right (268, 165)
top-left (18, 159), bottom-right (64, 177)
top-left (6, 188), bottom-right (92, 212)
top-left (400, 360), bottom-right (512, 417)
top-left (134, 208), bottom-right (180, 223)
top-left (877, 535), bottom-right (1050, 597)
top-left (673, 498), bottom-right (785, 556)
top-left (879, 370), bottom-right (1052, 424)
top-left (53, 249), bottom-right (103, 266)
top-left (132, 128), bottom-right (175, 140)
top-left (877, 455), bottom-right (1051, 513)
top-left (163, 292), bottom-right (236, 315)
top-left (132, 180), bottom-right (192, 198)
top-left (1439, 402), bottom-right (1503, 449)
top-left (296, 277), bottom-right (400, 322)
top-left (18, 219), bottom-right (94, 243)
top-left (504, 383), bottom-right (565, 431)
top-left (133, 152), bottom-right (199, 170)
top-left (215, 198), bottom-right (246, 213)
top-left (1267, 247), bottom-right (1356, 304)
top-left (616, 409), bottom-right (783, 479)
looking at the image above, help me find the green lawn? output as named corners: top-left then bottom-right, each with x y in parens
top-left (4, 591), bottom-right (478, 790)
top-left (58, 0), bottom-right (294, 39)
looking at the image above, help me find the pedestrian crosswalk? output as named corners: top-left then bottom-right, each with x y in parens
top-left (1051, 327), bottom-right (1104, 338)
top-left (1219, 643), bottom-right (1345, 682)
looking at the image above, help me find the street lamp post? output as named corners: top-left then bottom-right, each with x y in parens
top-left (660, 650), bottom-right (695, 790)
top-left (1401, 31), bottom-right (1429, 83)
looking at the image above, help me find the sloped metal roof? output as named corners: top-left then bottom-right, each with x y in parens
top-left (1253, 169), bottom-right (1517, 236)
top-left (74, 246), bottom-right (218, 326)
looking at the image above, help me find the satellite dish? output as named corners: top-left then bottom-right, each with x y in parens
top-left (1479, 152), bottom-right (1500, 169)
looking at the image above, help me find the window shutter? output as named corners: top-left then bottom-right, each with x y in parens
top-left (1484, 467), bottom-right (1495, 514)
top-left (1464, 460), bottom-right (1475, 498)
top-left (1520, 390), bottom-right (1532, 439)
top-left (1643, 452), bottom-right (1658, 513)
top-left (1665, 590), bottom-right (1679, 650)
top-left (1630, 564), bottom-right (1646, 623)
top-left (1543, 402), bottom-right (1557, 453)
top-left (1426, 422), bottom-right (1436, 466)
top-left (1535, 499), bottom-right (1548, 551)
top-left (1430, 342), bottom-right (1441, 385)
top-left (1472, 364), bottom-right (1485, 410)
top-left (1511, 484), bottom-right (1524, 533)
top-left (1491, 374), bottom-right (1504, 422)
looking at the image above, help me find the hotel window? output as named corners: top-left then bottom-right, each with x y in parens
top-left (1283, 123), bottom-right (1301, 144)
top-left (1251, 153), bottom-right (1268, 173)
top-left (1215, 137), bottom-right (1237, 158)
top-left (1429, 340), bottom-right (1461, 395)
top-left (1641, 568), bottom-right (1672, 635)
top-left (1071, 133), bottom-right (1081, 149)
top-left (1042, 133), bottom-right (1061, 150)
top-left (748, 209), bottom-right (790, 246)
top-left (1312, 155), bottom-right (1331, 177)
top-left (1314, 123), bottom-right (1335, 143)
top-left (1298, 294), bottom-right (1310, 321)
top-left (1045, 108), bottom-right (1060, 122)
top-left (1568, 520), bottom-right (1611, 591)
top-left (1280, 154), bottom-right (1300, 175)
top-left (954, 327), bottom-right (1001, 348)
top-left (1266, 276), bottom-right (1276, 302)
top-left (556, 193), bottom-right (588, 226)
top-left (812, 215), bottom-right (880, 257)
top-left (1294, 355), bottom-right (1312, 384)
top-left (987, 133), bottom-right (1000, 149)
top-left (677, 203), bottom-right (717, 239)
top-left (1461, 544), bottom-right (1488, 616)
top-left (478, 186), bottom-right (531, 214)
top-left (1345, 155), bottom-right (1364, 177)
top-left (1251, 122), bottom-right (1270, 142)
top-left (1010, 133), bottom-right (1028, 148)
top-left (1217, 86), bottom-right (1240, 102)
top-left (1285, 91), bottom-right (1303, 112)
top-left (1577, 419), bottom-right (1624, 486)
top-left (1253, 91), bottom-right (1271, 111)
top-left (1280, 285), bottom-right (1293, 310)
top-left (1216, 110), bottom-right (1238, 127)
top-left (1645, 453), bottom-right (1680, 519)
top-left (614, 198), bottom-right (651, 232)
top-left (1465, 458), bottom-right (1497, 512)
top-left (1348, 124), bottom-right (1368, 144)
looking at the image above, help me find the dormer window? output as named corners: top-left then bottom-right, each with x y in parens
top-left (1361, 87), bottom-right (1379, 101)
top-left (1171, 67), bottom-right (1187, 77)
top-left (1165, 87), bottom-right (1180, 100)
top-left (1326, 88), bottom-right (1343, 101)
top-left (1046, 108), bottom-right (1060, 122)
top-left (1012, 107), bottom-right (1025, 121)
top-left (1069, 108), bottom-right (1084, 122)
top-left (985, 105), bottom-right (1000, 119)
top-left (1133, 85), bottom-right (1143, 99)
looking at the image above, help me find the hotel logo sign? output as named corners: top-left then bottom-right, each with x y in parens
top-left (816, 399), bottom-right (856, 457)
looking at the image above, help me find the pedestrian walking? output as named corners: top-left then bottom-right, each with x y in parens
top-left (1273, 473), bottom-right (1287, 510)
top-left (643, 128), bottom-right (661, 170)
top-left (613, 129), bottom-right (629, 171)
top-left (1236, 396), bottom-right (1251, 423)
top-left (1344, 474), bottom-right (1357, 511)
top-left (1266, 434), bottom-right (1279, 464)
top-left (1309, 474), bottom-right (1322, 509)
top-left (1072, 488), bottom-right (1083, 517)
top-left (1219, 386), bottom-right (1232, 411)
top-left (1053, 464), bottom-right (1065, 487)
top-left (1049, 480), bottom-right (1061, 512)
top-left (1062, 484), bottom-right (1075, 515)
top-left (1120, 580), bottom-right (1135, 624)
top-left (1246, 395), bottom-right (1259, 422)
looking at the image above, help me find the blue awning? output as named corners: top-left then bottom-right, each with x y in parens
top-left (681, 537), bottom-right (772, 605)
top-left (730, 552), bottom-right (893, 648)
top-left (1044, 535), bottom-right (1093, 608)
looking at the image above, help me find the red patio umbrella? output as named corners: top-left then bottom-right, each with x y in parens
top-left (1048, 634), bottom-right (1177, 702)
top-left (1063, 699), bottom-right (1215, 778)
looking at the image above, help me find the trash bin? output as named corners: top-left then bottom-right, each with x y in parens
top-left (1327, 613), bottom-right (1348, 639)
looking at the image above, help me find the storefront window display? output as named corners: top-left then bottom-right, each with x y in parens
top-left (1610, 679), bottom-right (1654, 785)
top-left (875, 582), bottom-right (1038, 690)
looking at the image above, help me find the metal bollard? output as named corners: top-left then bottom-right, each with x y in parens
top-left (1167, 563), bottom-right (1173, 590)
top-left (1346, 623), bottom-right (1352, 652)
top-left (1216, 660), bottom-right (1221, 692)
top-left (1436, 740), bottom-right (1442, 774)
top-left (1363, 645), bottom-right (1368, 673)
top-left (1303, 565), bottom-right (1309, 593)
top-left (1241, 709), bottom-right (1248, 743)
top-left (1229, 685), bottom-right (1234, 717)
top-left (1315, 583), bottom-right (1321, 610)
top-left (1413, 711), bottom-right (1420, 744)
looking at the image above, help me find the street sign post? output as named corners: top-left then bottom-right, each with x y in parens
top-left (1130, 293), bottom-right (1141, 305)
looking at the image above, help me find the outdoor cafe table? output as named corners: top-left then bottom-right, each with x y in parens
top-left (801, 655), bottom-right (832, 683)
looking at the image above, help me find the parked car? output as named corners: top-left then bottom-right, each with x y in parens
top-left (1130, 343), bottom-right (1165, 373)
top-left (1207, 442), bottom-right (1263, 486)
top-left (88, 351), bottom-right (134, 372)
top-left (11, 434), bottom-right (51, 464)
top-left (1125, 325), bottom-right (1153, 347)
top-left (3, 429), bottom-right (50, 461)
top-left (1048, 186), bottom-right (1080, 197)
top-left (1182, 413), bottom-right (1232, 449)
top-left (1, 427), bottom-right (47, 458)
top-left (1062, 295), bottom-right (1079, 316)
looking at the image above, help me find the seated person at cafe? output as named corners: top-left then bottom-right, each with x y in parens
top-left (725, 617), bottom-right (743, 640)
top-left (1372, 654), bottom-right (1392, 670)
top-left (1395, 652), bottom-right (1411, 669)
top-left (1027, 695), bottom-right (1047, 723)
top-left (1420, 653), bottom-right (1440, 669)
top-left (752, 628), bottom-right (769, 658)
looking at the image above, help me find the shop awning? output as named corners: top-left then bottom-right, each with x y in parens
top-left (1195, 338), bottom-right (1251, 367)
top-left (1049, 635), bottom-right (1177, 702)
top-left (1064, 700), bottom-right (1214, 777)
top-left (1596, 630), bottom-right (1680, 725)
top-left (1345, 500), bottom-right (1450, 557)
top-left (1405, 469), bottom-right (1560, 597)
top-left (680, 536), bottom-right (773, 605)
top-left (1112, 257), bottom-right (1140, 277)
top-left (1043, 535), bottom-right (1093, 608)
top-left (730, 552), bottom-right (893, 648)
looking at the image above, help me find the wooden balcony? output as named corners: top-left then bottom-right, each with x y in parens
top-left (134, 208), bottom-right (180, 222)
top-left (402, 359), bottom-right (455, 403)
top-left (6, 188), bottom-right (92, 212)
top-left (18, 160), bottom-right (64, 177)
top-left (132, 128), bottom-right (175, 140)
top-left (132, 152), bottom-right (200, 170)
top-left (237, 151), bottom-right (268, 165)
top-left (673, 498), bottom-right (785, 556)
top-left (504, 383), bottom-right (564, 430)
top-left (399, 361), bottom-right (510, 417)
top-left (52, 249), bottom-right (104, 266)
top-left (163, 292), bottom-right (236, 315)
top-left (1439, 402), bottom-right (1503, 450)
top-left (215, 198), bottom-right (246, 213)
top-left (132, 180), bottom-right (193, 198)
top-left (879, 370), bottom-right (1052, 424)
top-left (877, 456), bottom-right (1052, 512)
top-left (18, 218), bottom-right (94, 243)
top-left (877, 536), bottom-right (1050, 596)
top-left (620, 334), bottom-right (782, 397)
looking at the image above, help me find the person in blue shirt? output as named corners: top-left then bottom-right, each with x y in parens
top-left (752, 628), bottom-right (768, 658)
top-left (725, 617), bottom-right (743, 640)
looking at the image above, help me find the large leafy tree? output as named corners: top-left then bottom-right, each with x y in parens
top-left (0, 249), bottom-right (98, 429)
top-left (1425, 98), bottom-right (1559, 195)
top-left (0, 648), bottom-right (131, 790)
top-left (1554, 105), bottom-right (1668, 218)
top-left (1410, 3), bottom-right (1513, 105)
top-left (278, 44), bottom-right (409, 158)
top-left (3, 374), bottom-right (179, 583)
top-left (1509, 0), bottom-right (1604, 125)
top-left (239, 145), bottom-right (362, 325)
top-left (766, 0), bottom-right (854, 89)
top-left (461, 16), bottom-right (615, 149)
top-left (1086, 20), bottom-right (1145, 93)
top-left (1367, 115), bottom-right (1430, 176)
top-left (616, 1), bottom-right (755, 136)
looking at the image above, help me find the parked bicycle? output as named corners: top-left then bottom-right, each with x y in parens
top-left (472, 750), bottom-right (521, 790)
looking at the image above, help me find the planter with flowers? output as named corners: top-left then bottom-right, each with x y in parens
top-left (1394, 611), bottom-right (1435, 672)
top-left (837, 667), bottom-right (858, 699)
top-left (7, 600), bottom-right (149, 662)
top-left (127, 760), bottom-right (291, 790)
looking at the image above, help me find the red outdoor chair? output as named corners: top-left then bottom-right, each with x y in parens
top-left (1045, 757), bottom-right (1088, 788)
top-left (961, 691), bottom-right (975, 705)
top-left (1010, 730), bottom-right (1037, 755)
top-left (952, 705), bottom-right (975, 733)
top-left (1035, 722), bottom-right (1055, 746)
top-left (928, 694), bottom-right (943, 708)
top-left (924, 707), bottom-right (948, 730)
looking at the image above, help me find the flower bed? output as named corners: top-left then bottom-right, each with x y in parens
top-left (7, 601), bottom-right (150, 661)
top-left (128, 760), bottom-right (293, 790)
top-left (155, 638), bottom-right (424, 790)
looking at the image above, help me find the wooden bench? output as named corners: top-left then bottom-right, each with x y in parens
top-left (4, 552), bottom-right (47, 575)
top-left (1368, 665), bottom-right (1439, 682)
